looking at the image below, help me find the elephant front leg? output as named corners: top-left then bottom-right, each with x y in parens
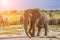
top-left (44, 24), bottom-right (48, 36)
top-left (37, 26), bottom-right (41, 36)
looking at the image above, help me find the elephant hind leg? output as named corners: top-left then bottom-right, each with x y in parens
top-left (24, 26), bottom-right (31, 38)
top-left (29, 26), bottom-right (33, 37)
top-left (29, 24), bottom-right (35, 37)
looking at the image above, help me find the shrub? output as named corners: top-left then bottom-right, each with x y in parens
top-left (49, 18), bottom-right (58, 25)
top-left (58, 19), bottom-right (60, 25)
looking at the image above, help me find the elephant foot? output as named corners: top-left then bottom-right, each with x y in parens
top-left (44, 33), bottom-right (47, 36)
top-left (31, 34), bottom-right (35, 37)
top-left (29, 31), bottom-right (35, 37)
top-left (25, 32), bottom-right (32, 38)
top-left (27, 34), bottom-right (32, 38)
top-left (37, 34), bottom-right (40, 37)
top-left (31, 32), bottom-right (35, 37)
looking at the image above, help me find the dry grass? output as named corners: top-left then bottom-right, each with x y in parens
top-left (0, 25), bottom-right (23, 30)
top-left (0, 25), bottom-right (24, 34)
top-left (0, 12), bottom-right (60, 35)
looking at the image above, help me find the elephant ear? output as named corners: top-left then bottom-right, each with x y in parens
top-left (24, 10), bottom-right (29, 18)
top-left (25, 9), bottom-right (33, 18)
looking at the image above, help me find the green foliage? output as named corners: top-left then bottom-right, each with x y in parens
top-left (49, 18), bottom-right (58, 25)
top-left (58, 19), bottom-right (60, 24)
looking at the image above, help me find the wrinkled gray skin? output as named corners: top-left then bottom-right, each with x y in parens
top-left (23, 8), bottom-right (49, 38)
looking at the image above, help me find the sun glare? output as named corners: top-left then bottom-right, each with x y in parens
top-left (2, 0), bottom-right (8, 6)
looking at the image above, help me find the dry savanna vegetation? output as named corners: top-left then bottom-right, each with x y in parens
top-left (0, 9), bottom-right (60, 38)
top-left (0, 10), bottom-right (24, 34)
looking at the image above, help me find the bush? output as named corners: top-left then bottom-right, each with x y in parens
top-left (58, 19), bottom-right (60, 25)
top-left (49, 18), bottom-right (58, 25)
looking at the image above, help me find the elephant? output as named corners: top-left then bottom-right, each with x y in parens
top-left (23, 8), bottom-right (49, 37)
top-left (0, 15), bottom-right (9, 27)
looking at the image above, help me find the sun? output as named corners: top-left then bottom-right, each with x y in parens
top-left (2, 0), bottom-right (8, 6)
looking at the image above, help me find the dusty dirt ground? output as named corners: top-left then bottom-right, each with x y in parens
top-left (0, 30), bottom-right (60, 40)
top-left (0, 25), bottom-right (60, 40)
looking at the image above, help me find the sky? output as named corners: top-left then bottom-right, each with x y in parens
top-left (0, 0), bottom-right (60, 11)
